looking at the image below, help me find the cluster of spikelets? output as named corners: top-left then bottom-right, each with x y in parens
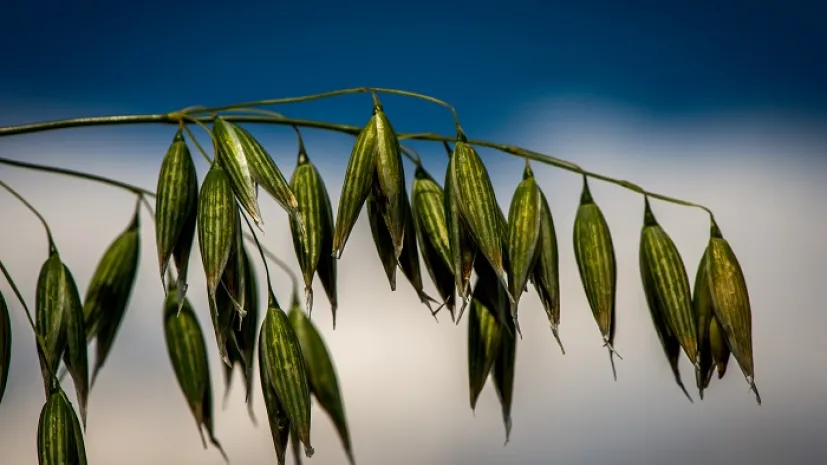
top-left (0, 94), bottom-right (760, 465)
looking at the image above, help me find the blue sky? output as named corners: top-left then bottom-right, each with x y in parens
top-left (3, 1), bottom-right (826, 130)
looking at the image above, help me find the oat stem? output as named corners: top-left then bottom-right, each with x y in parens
top-left (0, 179), bottom-right (58, 254)
top-left (0, 156), bottom-right (154, 196)
top-left (0, 99), bottom-right (714, 218)
top-left (185, 86), bottom-right (463, 132)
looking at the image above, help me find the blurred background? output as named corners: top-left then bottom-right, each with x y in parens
top-left (1, 1), bottom-right (826, 464)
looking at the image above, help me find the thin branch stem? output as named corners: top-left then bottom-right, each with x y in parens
top-left (249, 235), bottom-right (300, 295)
top-left (0, 110), bottom-right (715, 217)
top-left (0, 179), bottom-right (57, 253)
top-left (240, 212), bottom-right (275, 295)
top-left (291, 124), bottom-right (307, 155)
top-left (400, 144), bottom-right (422, 165)
top-left (0, 156), bottom-right (155, 196)
top-left (181, 118), bottom-right (215, 164)
top-left (186, 86), bottom-right (462, 131)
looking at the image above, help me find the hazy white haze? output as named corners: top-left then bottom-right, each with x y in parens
top-left (1, 99), bottom-right (825, 465)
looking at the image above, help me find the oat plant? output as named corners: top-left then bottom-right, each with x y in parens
top-left (0, 87), bottom-right (762, 465)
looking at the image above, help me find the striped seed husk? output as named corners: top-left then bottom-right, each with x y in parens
top-left (260, 295), bottom-right (314, 457)
top-left (496, 196), bottom-right (511, 279)
top-left (367, 190), bottom-right (399, 291)
top-left (210, 215), bottom-right (245, 368)
top-left (705, 222), bottom-right (760, 404)
top-left (451, 141), bottom-right (511, 301)
top-left (639, 198), bottom-right (699, 368)
top-left (692, 250), bottom-right (715, 397)
top-left (332, 109), bottom-right (382, 259)
top-left (0, 291), bottom-right (8, 405)
top-left (470, 257), bottom-right (515, 439)
top-left (289, 149), bottom-right (338, 322)
top-left (412, 166), bottom-right (452, 270)
top-left (572, 176), bottom-right (619, 376)
top-left (34, 252), bottom-right (72, 395)
top-left (162, 286), bottom-right (227, 462)
top-left (412, 165), bottom-right (456, 320)
top-left (640, 227), bottom-right (693, 402)
top-left (223, 245), bottom-right (259, 424)
top-left (155, 129), bottom-right (198, 299)
top-left (444, 150), bottom-right (477, 321)
top-left (467, 282), bottom-right (503, 410)
top-left (289, 295), bottom-right (355, 465)
top-left (212, 117), bottom-right (263, 226)
top-left (59, 262), bottom-right (88, 429)
top-left (397, 185), bottom-right (436, 311)
top-left (709, 314), bottom-right (731, 379)
top-left (198, 164), bottom-right (238, 302)
top-left (37, 387), bottom-right (87, 465)
top-left (506, 164), bottom-right (542, 325)
top-left (235, 125), bottom-right (300, 223)
top-left (258, 328), bottom-right (291, 465)
top-left (83, 210), bottom-right (140, 388)
top-left (371, 105), bottom-right (406, 259)
top-left (492, 304), bottom-right (517, 444)
top-left (697, 336), bottom-right (715, 395)
top-left (531, 183), bottom-right (564, 354)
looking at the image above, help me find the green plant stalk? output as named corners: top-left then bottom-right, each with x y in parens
top-left (0, 179), bottom-right (58, 253)
top-left (0, 111), bottom-right (713, 219)
top-left (184, 86), bottom-right (464, 133)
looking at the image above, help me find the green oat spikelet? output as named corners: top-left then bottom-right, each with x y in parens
top-left (36, 387), bottom-right (87, 465)
top-left (333, 98), bottom-right (404, 260)
top-left (0, 291), bottom-right (9, 405)
top-left (162, 281), bottom-right (228, 463)
top-left (259, 327), bottom-right (291, 465)
top-left (411, 165), bottom-right (456, 320)
top-left (370, 99), bottom-right (407, 259)
top-left (223, 245), bottom-right (259, 424)
top-left (289, 147), bottom-right (338, 323)
top-left (705, 219), bottom-right (761, 405)
top-left (709, 314), bottom-right (731, 379)
top-left (367, 191), bottom-right (399, 291)
top-left (530, 174), bottom-right (564, 354)
top-left (198, 164), bottom-right (238, 304)
top-left (212, 117), bottom-right (264, 226)
top-left (260, 291), bottom-right (314, 457)
top-left (289, 294), bottom-right (355, 464)
top-left (467, 284), bottom-right (503, 410)
top-left (397, 184), bottom-right (438, 313)
top-left (492, 297), bottom-right (517, 444)
top-left (692, 250), bottom-right (715, 398)
top-left (35, 252), bottom-right (69, 396)
top-left (83, 208), bottom-right (140, 388)
top-left (573, 176), bottom-right (620, 377)
top-left (444, 148), bottom-right (477, 321)
top-left (209, 214), bottom-right (244, 368)
top-left (154, 129), bottom-right (198, 301)
top-left (235, 125), bottom-right (301, 222)
top-left (60, 262), bottom-right (88, 429)
top-left (506, 162), bottom-right (542, 325)
top-left (639, 198), bottom-right (699, 370)
top-left (450, 140), bottom-right (512, 304)
top-left (639, 211), bottom-right (693, 403)
top-left (35, 249), bottom-right (89, 426)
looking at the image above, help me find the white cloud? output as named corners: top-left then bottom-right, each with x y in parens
top-left (0, 100), bottom-right (824, 464)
